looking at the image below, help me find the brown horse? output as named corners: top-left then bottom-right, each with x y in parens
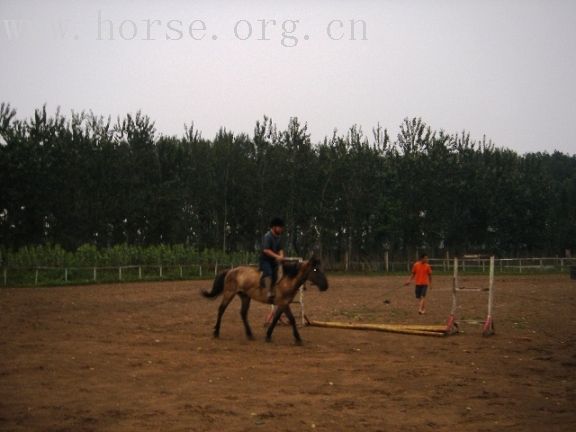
top-left (202, 257), bottom-right (328, 344)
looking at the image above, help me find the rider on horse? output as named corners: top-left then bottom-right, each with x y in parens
top-left (260, 217), bottom-right (285, 302)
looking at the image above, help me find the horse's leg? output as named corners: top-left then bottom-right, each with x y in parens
top-left (265, 305), bottom-right (286, 343)
top-left (213, 292), bottom-right (235, 338)
top-left (283, 305), bottom-right (302, 345)
top-left (238, 293), bottom-right (254, 340)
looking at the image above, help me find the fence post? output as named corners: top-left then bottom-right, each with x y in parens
top-left (3, 268), bottom-right (6, 287)
top-left (139, 266), bottom-right (142, 280)
top-left (119, 267), bottom-right (122, 281)
top-left (64, 268), bottom-right (68, 282)
top-left (35, 268), bottom-right (39, 286)
top-left (214, 261), bottom-right (218, 276)
top-left (160, 265), bottom-right (163, 278)
top-left (93, 267), bottom-right (97, 281)
top-left (384, 251), bottom-right (389, 273)
top-left (519, 259), bottom-right (523, 273)
top-left (179, 266), bottom-right (183, 278)
top-left (199, 265), bottom-right (203, 277)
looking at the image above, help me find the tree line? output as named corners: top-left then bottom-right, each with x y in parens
top-left (1, 103), bottom-right (575, 265)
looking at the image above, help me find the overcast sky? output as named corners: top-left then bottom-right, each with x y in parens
top-left (1, 0), bottom-right (575, 154)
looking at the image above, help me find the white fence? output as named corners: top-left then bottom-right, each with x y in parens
top-left (430, 257), bottom-right (576, 274)
top-left (2, 257), bottom-right (575, 287)
top-left (335, 257), bottom-right (576, 274)
top-left (1, 262), bottom-right (240, 287)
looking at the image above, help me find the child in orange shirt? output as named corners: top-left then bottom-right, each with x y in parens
top-left (404, 254), bottom-right (432, 314)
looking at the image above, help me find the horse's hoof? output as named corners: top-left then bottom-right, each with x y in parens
top-left (294, 339), bottom-right (303, 346)
top-left (246, 335), bottom-right (255, 341)
top-left (265, 337), bottom-right (272, 343)
top-left (213, 333), bottom-right (220, 339)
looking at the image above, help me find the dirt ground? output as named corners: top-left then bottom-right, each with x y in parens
top-left (1, 273), bottom-right (575, 432)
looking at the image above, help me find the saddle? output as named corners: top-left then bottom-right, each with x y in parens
top-left (259, 272), bottom-right (268, 288)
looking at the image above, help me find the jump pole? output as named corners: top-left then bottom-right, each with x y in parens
top-left (482, 256), bottom-right (496, 336)
top-left (299, 285), bottom-right (305, 326)
top-left (305, 319), bottom-right (447, 337)
top-left (444, 257), bottom-right (460, 335)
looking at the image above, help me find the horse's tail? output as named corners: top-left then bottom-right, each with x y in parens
top-left (201, 269), bottom-right (229, 299)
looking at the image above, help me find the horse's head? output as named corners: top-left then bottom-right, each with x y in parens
top-left (305, 256), bottom-right (328, 291)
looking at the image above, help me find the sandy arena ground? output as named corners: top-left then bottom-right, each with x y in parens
top-left (1, 274), bottom-right (575, 431)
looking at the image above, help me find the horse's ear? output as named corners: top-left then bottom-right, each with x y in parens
top-left (308, 253), bottom-right (321, 267)
top-left (307, 252), bottom-right (316, 264)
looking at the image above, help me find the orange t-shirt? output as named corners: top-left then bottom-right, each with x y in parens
top-left (412, 261), bottom-right (432, 285)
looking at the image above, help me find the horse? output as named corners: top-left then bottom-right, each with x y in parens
top-left (201, 256), bottom-right (328, 344)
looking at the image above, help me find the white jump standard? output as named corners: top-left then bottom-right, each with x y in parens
top-left (445, 256), bottom-right (496, 337)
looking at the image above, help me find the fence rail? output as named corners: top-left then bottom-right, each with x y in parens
top-left (2, 257), bottom-right (575, 287)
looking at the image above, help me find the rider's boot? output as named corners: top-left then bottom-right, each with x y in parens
top-left (264, 276), bottom-right (275, 304)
